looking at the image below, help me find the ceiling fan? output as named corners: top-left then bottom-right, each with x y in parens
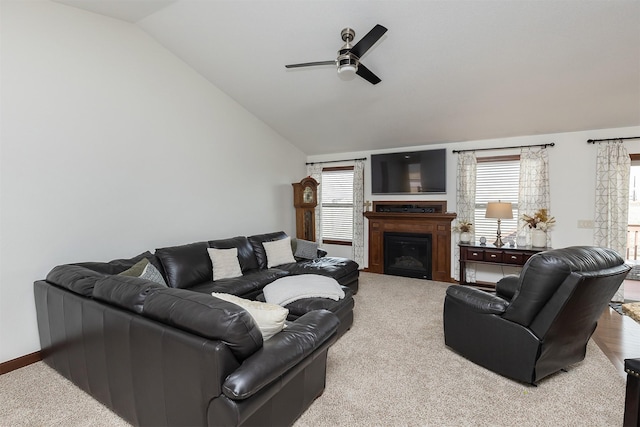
top-left (285, 24), bottom-right (388, 85)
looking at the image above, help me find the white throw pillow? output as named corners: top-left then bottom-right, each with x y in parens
top-left (207, 248), bottom-right (243, 281)
top-left (211, 293), bottom-right (289, 340)
top-left (263, 237), bottom-right (296, 268)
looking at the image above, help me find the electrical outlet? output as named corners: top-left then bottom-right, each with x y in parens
top-left (577, 219), bottom-right (594, 229)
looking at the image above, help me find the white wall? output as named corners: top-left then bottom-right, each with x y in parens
top-left (309, 126), bottom-right (640, 281)
top-left (0, 1), bottom-right (306, 363)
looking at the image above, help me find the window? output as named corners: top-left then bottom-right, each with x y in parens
top-left (321, 167), bottom-right (354, 244)
top-left (474, 156), bottom-right (520, 242)
top-left (627, 155), bottom-right (640, 260)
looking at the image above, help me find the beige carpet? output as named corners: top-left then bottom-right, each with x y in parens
top-left (0, 272), bottom-right (625, 426)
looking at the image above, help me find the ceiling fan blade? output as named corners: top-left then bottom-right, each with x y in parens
top-left (285, 61), bottom-right (335, 69)
top-left (356, 63), bottom-right (381, 85)
top-left (349, 24), bottom-right (387, 59)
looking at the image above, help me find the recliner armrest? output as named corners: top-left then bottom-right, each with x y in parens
top-left (222, 309), bottom-right (339, 400)
top-left (496, 275), bottom-right (519, 301)
top-left (445, 285), bottom-right (509, 315)
top-left (626, 358), bottom-right (640, 378)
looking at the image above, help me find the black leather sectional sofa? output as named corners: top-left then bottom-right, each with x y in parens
top-left (34, 231), bottom-right (359, 426)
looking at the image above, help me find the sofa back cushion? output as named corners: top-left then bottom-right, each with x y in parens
top-left (248, 231), bottom-right (288, 270)
top-left (155, 242), bottom-right (211, 288)
top-left (208, 236), bottom-right (259, 273)
top-left (74, 251), bottom-right (164, 276)
top-left (93, 275), bottom-right (166, 314)
top-left (143, 288), bottom-right (263, 360)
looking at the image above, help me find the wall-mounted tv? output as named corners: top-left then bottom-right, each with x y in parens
top-left (371, 149), bottom-right (446, 194)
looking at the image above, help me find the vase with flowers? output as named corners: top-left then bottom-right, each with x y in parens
top-left (521, 209), bottom-right (556, 247)
top-left (453, 220), bottom-right (473, 243)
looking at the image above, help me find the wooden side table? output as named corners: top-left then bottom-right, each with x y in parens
top-left (459, 243), bottom-right (548, 287)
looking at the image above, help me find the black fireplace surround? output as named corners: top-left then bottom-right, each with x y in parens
top-left (384, 232), bottom-right (432, 279)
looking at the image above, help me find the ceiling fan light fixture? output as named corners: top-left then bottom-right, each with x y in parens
top-left (338, 63), bottom-right (357, 74)
top-left (337, 54), bottom-right (358, 74)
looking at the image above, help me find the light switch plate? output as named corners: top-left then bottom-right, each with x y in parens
top-left (577, 220), bottom-right (594, 229)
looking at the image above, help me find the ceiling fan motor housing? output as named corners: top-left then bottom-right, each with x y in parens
top-left (341, 28), bottom-right (355, 43)
top-left (337, 48), bottom-right (359, 73)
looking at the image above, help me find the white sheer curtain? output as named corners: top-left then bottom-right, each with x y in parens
top-left (594, 141), bottom-right (630, 302)
top-left (518, 147), bottom-right (551, 246)
top-left (306, 164), bottom-right (323, 244)
top-left (455, 152), bottom-right (477, 282)
top-left (352, 160), bottom-right (365, 266)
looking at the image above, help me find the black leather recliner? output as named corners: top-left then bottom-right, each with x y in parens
top-left (443, 246), bottom-right (630, 384)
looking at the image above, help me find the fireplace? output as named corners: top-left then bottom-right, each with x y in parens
top-left (363, 201), bottom-right (456, 282)
top-left (384, 232), bottom-right (432, 279)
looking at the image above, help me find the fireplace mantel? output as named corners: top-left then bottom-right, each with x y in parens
top-left (364, 209), bottom-right (456, 282)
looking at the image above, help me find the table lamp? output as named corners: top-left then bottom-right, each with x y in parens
top-left (485, 201), bottom-right (513, 247)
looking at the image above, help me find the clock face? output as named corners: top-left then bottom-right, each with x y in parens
top-left (303, 186), bottom-right (314, 204)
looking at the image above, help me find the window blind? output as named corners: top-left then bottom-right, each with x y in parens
top-left (474, 159), bottom-right (520, 242)
top-left (321, 169), bottom-right (354, 241)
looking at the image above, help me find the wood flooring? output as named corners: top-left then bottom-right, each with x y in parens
top-left (593, 279), bottom-right (640, 378)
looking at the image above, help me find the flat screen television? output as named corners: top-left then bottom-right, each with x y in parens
top-left (371, 149), bottom-right (446, 194)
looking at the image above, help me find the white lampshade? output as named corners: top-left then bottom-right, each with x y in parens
top-left (485, 201), bottom-right (513, 220)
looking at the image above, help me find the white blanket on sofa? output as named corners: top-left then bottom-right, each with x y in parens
top-left (263, 274), bottom-right (345, 306)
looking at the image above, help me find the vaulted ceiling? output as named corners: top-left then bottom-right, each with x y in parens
top-left (53, 0), bottom-right (640, 155)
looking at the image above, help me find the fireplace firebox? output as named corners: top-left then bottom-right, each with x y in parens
top-left (384, 232), bottom-right (432, 279)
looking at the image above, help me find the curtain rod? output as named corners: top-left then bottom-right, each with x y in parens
top-left (452, 142), bottom-right (554, 154)
top-left (306, 157), bottom-right (367, 165)
top-left (587, 136), bottom-right (640, 144)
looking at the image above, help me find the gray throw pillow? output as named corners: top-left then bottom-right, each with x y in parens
top-left (139, 263), bottom-right (167, 287)
top-left (118, 258), bottom-right (167, 286)
top-left (294, 239), bottom-right (319, 260)
top-left (118, 258), bottom-right (149, 277)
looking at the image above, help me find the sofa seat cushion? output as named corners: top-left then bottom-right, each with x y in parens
top-left (277, 257), bottom-right (359, 282)
top-left (188, 269), bottom-right (290, 299)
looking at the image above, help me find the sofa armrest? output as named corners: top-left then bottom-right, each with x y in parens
top-left (46, 265), bottom-right (106, 297)
top-left (222, 309), bottom-right (339, 400)
top-left (496, 275), bottom-right (520, 301)
top-left (445, 285), bottom-right (509, 315)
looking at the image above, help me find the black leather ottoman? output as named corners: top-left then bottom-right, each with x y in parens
top-left (278, 257), bottom-right (360, 294)
top-left (257, 286), bottom-right (354, 338)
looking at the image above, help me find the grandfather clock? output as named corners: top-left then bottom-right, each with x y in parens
top-left (292, 177), bottom-right (319, 241)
